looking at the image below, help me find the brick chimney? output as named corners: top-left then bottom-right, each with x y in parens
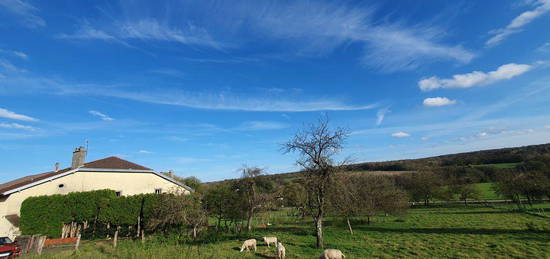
top-left (71, 146), bottom-right (87, 169)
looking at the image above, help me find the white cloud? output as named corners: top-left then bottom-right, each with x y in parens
top-left (60, 19), bottom-right (222, 49)
top-left (487, 0), bottom-right (550, 46)
top-left (538, 42), bottom-right (550, 52)
top-left (88, 110), bottom-right (114, 121)
top-left (57, 1), bottom-right (473, 72)
top-left (0, 122), bottom-right (36, 131)
top-left (423, 97), bottom-right (457, 107)
top-left (391, 131), bottom-right (410, 138)
top-left (238, 121), bottom-right (289, 131)
top-left (0, 108), bottom-right (37, 121)
top-left (138, 150), bottom-right (153, 154)
top-left (0, 58), bottom-right (376, 112)
top-left (0, 59), bottom-right (26, 73)
top-left (545, 125), bottom-right (550, 129)
top-left (0, 49), bottom-right (28, 59)
top-left (477, 132), bottom-right (488, 137)
top-left (419, 63), bottom-right (532, 91)
top-left (90, 88), bottom-right (377, 112)
top-left (12, 51), bottom-right (27, 59)
top-left (0, 0), bottom-right (45, 28)
top-left (376, 107), bottom-right (390, 126)
top-left (245, 1), bottom-right (474, 72)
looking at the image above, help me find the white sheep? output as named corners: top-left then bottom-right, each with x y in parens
top-left (277, 242), bottom-right (286, 259)
top-left (240, 239), bottom-right (257, 252)
top-left (319, 249), bottom-right (345, 259)
top-left (263, 236), bottom-right (278, 247)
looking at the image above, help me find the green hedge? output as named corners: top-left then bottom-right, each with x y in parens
top-left (20, 190), bottom-right (161, 237)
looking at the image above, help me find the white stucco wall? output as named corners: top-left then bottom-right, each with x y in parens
top-left (0, 170), bottom-right (189, 239)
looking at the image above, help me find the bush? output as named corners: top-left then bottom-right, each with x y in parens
top-left (20, 190), bottom-right (161, 237)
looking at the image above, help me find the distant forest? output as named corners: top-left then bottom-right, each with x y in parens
top-left (208, 142), bottom-right (550, 185)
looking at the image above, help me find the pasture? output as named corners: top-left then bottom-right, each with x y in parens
top-left (29, 203), bottom-right (550, 258)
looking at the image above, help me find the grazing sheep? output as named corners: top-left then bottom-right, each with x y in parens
top-left (263, 236), bottom-right (278, 247)
top-left (319, 249), bottom-right (345, 259)
top-left (240, 239), bottom-right (257, 252)
top-left (277, 242), bottom-right (286, 259)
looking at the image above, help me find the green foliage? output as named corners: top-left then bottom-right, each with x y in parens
top-left (20, 190), bottom-right (163, 237)
top-left (20, 190), bottom-right (116, 237)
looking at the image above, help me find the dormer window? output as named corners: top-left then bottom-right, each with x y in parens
top-left (115, 191), bottom-right (122, 196)
top-left (154, 188), bottom-right (162, 194)
top-left (58, 184), bottom-right (65, 188)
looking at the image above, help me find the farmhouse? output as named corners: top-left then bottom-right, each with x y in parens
top-left (0, 147), bottom-right (192, 239)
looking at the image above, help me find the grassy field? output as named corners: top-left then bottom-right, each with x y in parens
top-left (474, 182), bottom-right (500, 200)
top-left (29, 203), bottom-right (550, 259)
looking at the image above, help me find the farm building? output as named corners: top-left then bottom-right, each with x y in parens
top-left (0, 147), bottom-right (192, 239)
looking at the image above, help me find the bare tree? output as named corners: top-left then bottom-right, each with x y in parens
top-left (282, 116), bottom-right (348, 248)
top-left (239, 166), bottom-right (264, 231)
top-left (329, 174), bottom-right (408, 234)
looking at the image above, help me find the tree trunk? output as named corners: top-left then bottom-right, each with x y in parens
top-left (315, 215), bottom-right (324, 248)
top-left (140, 230), bottom-right (145, 244)
top-left (346, 217), bottom-right (353, 235)
top-left (136, 216), bottom-right (141, 238)
top-left (367, 216), bottom-right (371, 225)
top-left (113, 226), bottom-right (120, 248)
top-left (193, 225), bottom-right (198, 240)
top-left (246, 211), bottom-right (253, 231)
top-left (75, 234), bottom-right (81, 251)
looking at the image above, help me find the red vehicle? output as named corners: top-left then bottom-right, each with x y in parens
top-left (0, 237), bottom-right (21, 259)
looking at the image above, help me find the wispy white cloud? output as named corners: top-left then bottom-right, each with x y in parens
top-left (60, 19), bottom-right (222, 49)
top-left (57, 1), bottom-right (473, 72)
top-left (391, 131), bottom-right (410, 138)
top-left (0, 49), bottom-right (28, 59)
top-left (138, 150), bottom-right (153, 154)
top-left (487, 0), bottom-right (550, 47)
top-left (423, 97), bottom-right (457, 107)
top-left (538, 42), bottom-right (550, 52)
top-left (0, 122), bottom-right (36, 131)
top-left (419, 63), bottom-right (532, 91)
top-left (238, 121), bottom-right (289, 131)
top-left (0, 108), bottom-right (37, 121)
top-left (0, 0), bottom-right (45, 28)
top-left (244, 1), bottom-right (474, 72)
top-left (376, 107), bottom-right (390, 126)
top-left (12, 51), bottom-right (27, 59)
top-left (0, 59), bottom-right (26, 73)
top-left (0, 71), bottom-right (376, 112)
top-left (88, 110), bottom-right (114, 121)
top-left (545, 125), bottom-right (550, 129)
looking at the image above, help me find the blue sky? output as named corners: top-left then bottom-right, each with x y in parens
top-left (1, 0), bottom-right (550, 182)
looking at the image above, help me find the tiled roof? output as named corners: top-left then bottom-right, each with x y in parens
top-left (82, 156), bottom-right (151, 170)
top-left (0, 156), bottom-right (152, 195)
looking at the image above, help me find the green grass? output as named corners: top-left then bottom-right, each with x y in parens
top-left (28, 204), bottom-right (550, 259)
top-left (474, 182), bottom-right (501, 200)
